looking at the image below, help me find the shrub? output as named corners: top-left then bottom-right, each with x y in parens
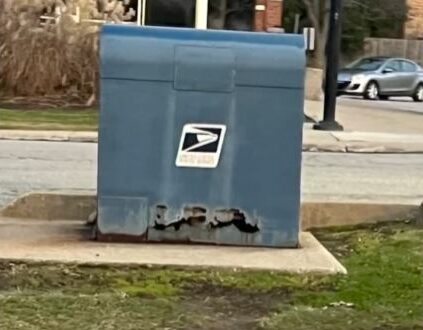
top-left (0, 0), bottom-right (99, 104)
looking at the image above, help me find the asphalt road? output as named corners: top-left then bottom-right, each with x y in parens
top-left (0, 140), bottom-right (97, 208)
top-left (0, 140), bottom-right (422, 208)
top-left (339, 96), bottom-right (423, 114)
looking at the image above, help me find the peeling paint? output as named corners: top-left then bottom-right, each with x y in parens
top-left (210, 209), bottom-right (259, 233)
top-left (154, 205), bottom-right (206, 231)
top-left (153, 205), bottom-right (259, 234)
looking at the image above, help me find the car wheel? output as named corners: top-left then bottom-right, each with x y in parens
top-left (379, 95), bottom-right (389, 101)
top-left (413, 84), bottom-right (423, 102)
top-left (364, 82), bottom-right (379, 100)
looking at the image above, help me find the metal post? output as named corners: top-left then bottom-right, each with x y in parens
top-left (314, 0), bottom-right (344, 131)
top-left (141, 0), bottom-right (146, 25)
top-left (195, 0), bottom-right (209, 29)
top-left (294, 14), bottom-right (300, 34)
top-left (137, 0), bottom-right (142, 26)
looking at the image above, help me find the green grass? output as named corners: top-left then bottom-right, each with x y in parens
top-left (0, 108), bottom-right (98, 131)
top-left (0, 221), bottom-right (422, 330)
top-left (261, 223), bottom-right (423, 330)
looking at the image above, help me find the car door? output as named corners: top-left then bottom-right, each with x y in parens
top-left (378, 60), bottom-right (402, 93)
top-left (399, 60), bottom-right (419, 93)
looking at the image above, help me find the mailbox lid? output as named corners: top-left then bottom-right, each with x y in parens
top-left (100, 25), bottom-right (305, 89)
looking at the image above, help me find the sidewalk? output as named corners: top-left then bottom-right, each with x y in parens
top-left (304, 100), bottom-right (423, 153)
top-left (305, 100), bottom-right (423, 134)
top-left (1, 101), bottom-right (423, 153)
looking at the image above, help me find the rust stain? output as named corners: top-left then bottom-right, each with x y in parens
top-left (96, 230), bottom-right (148, 243)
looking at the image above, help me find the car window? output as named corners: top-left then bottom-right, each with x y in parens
top-left (347, 58), bottom-right (385, 71)
top-left (401, 61), bottom-right (417, 73)
top-left (385, 60), bottom-right (401, 72)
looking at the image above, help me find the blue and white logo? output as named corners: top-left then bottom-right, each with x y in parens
top-left (176, 124), bottom-right (226, 168)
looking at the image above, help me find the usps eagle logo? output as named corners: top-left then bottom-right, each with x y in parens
top-left (176, 124), bottom-right (226, 168)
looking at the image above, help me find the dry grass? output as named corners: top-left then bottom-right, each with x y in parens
top-left (0, 1), bottom-right (98, 104)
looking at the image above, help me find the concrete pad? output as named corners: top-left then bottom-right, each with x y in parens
top-left (0, 218), bottom-right (347, 275)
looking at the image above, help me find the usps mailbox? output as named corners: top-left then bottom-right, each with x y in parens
top-left (98, 25), bottom-right (305, 247)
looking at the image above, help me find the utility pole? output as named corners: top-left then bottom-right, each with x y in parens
top-left (314, 0), bottom-right (344, 131)
top-left (195, 0), bottom-right (209, 29)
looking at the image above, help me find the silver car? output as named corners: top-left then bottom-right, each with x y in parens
top-left (337, 57), bottom-right (423, 102)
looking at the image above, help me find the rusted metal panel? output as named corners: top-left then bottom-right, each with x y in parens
top-left (147, 205), bottom-right (261, 245)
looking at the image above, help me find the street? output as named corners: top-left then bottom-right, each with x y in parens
top-left (1, 140), bottom-right (422, 208)
top-left (0, 140), bottom-right (96, 208)
top-left (339, 96), bottom-right (423, 115)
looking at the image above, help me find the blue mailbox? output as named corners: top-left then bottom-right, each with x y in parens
top-left (98, 25), bottom-right (305, 247)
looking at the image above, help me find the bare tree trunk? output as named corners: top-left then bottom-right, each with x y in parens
top-left (309, 30), bottom-right (327, 69)
top-left (302, 0), bottom-right (331, 100)
top-left (302, 0), bottom-right (330, 69)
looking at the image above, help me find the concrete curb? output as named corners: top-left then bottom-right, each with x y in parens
top-left (302, 143), bottom-right (423, 154)
top-left (301, 202), bottom-right (422, 229)
top-left (2, 130), bottom-right (423, 154)
top-left (0, 192), bottom-right (97, 221)
top-left (303, 143), bottom-right (347, 153)
top-left (2, 192), bottom-right (421, 229)
top-left (0, 130), bottom-right (98, 143)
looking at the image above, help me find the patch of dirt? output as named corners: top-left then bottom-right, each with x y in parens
top-left (179, 281), bottom-right (291, 330)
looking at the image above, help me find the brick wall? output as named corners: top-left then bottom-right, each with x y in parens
top-left (405, 0), bottom-right (423, 39)
top-left (254, 0), bottom-right (283, 32)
